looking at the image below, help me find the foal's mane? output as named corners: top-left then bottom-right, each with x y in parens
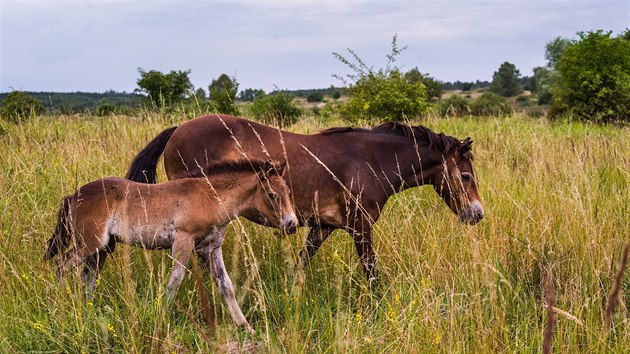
top-left (203, 159), bottom-right (279, 177)
top-left (321, 121), bottom-right (473, 158)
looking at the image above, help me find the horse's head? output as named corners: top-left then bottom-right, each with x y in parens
top-left (433, 138), bottom-right (484, 225)
top-left (256, 160), bottom-right (298, 234)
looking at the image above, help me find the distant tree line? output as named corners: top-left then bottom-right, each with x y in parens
top-left (0, 91), bottom-right (142, 114)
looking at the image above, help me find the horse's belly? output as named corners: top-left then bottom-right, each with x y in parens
top-left (117, 223), bottom-right (175, 249)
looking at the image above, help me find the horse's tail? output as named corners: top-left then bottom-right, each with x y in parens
top-left (125, 126), bottom-right (178, 183)
top-left (44, 195), bottom-right (73, 261)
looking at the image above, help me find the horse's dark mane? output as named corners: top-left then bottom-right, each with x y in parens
top-left (320, 121), bottom-right (473, 158)
top-left (320, 126), bottom-right (368, 135)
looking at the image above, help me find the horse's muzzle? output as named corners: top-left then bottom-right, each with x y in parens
top-left (460, 200), bottom-right (484, 225)
top-left (281, 214), bottom-right (298, 234)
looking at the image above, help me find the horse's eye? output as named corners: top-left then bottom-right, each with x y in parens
top-left (461, 173), bottom-right (472, 182)
top-left (268, 192), bottom-right (279, 201)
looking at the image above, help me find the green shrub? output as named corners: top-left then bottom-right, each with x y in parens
top-left (306, 92), bottom-right (324, 103)
top-left (339, 69), bottom-right (429, 123)
top-left (0, 91), bottom-right (45, 123)
top-left (95, 100), bottom-right (116, 116)
top-left (334, 35), bottom-right (430, 123)
top-left (515, 95), bottom-right (530, 106)
top-left (551, 30), bottom-right (630, 123)
top-left (437, 95), bottom-right (471, 117)
top-left (250, 91), bottom-right (302, 127)
top-left (471, 93), bottom-right (511, 116)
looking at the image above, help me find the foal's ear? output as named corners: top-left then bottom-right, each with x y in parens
top-left (276, 160), bottom-right (287, 176)
top-left (260, 160), bottom-right (279, 178)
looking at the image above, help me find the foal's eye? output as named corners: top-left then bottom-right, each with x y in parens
top-left (461, 173), bottom-right (472, 182)
top-left (268, 192), bottom-right (279, 201)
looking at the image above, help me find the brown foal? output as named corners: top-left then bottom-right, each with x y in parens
top-left (45, 159), bottom-right (297, 331)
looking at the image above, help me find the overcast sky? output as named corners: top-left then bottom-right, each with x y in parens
top-left (1, 0), bottom-right (628, 93)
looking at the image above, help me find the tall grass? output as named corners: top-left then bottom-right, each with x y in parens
top-left (0, 113), bottom-right (628, 352)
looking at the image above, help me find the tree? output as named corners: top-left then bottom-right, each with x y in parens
top-left (531, 66), bottom-right (555, 105)
top-left (0, 91), bottom-right (45, 123)
top-left (551, 30), bottom-right (630, 122)
top-left (490, 62), bottom-right (523, 97)
top-left (334, 35), bottom-right (429, 123)
top-left (250, 91), bottom-right (301, 127)
top-left (238, 88), bottom-right (265, 102)
top-left (545, 36), bottom-right (571, 70)
top-left (136, 68), bottom-right (193, 109)
top-left (405, 67), bottom-right (443, 101)
top-left (208, 74), bottom-right (239, 115)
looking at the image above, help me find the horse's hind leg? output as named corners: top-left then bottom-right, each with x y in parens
top-left (209, 246), bottom-right (253, 333)
top-left (57, 248), bottom-right (87, 276)
top-left (81, 249), bottom-right (110, 293)
top-left (166, 233), bottom-right (194, 304)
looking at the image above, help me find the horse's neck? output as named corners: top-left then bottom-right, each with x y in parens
top-left (393, 142), bottom-right (444, 190)
top-left (201, 175), bottom-right (255, 219)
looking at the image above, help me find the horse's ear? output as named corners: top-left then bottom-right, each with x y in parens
top-left (461, 137), bottom-right (473, 151)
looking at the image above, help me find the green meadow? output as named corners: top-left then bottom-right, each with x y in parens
top-left (0, 113), bottom-right (628, 352)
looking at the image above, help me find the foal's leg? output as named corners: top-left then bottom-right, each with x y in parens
top-left (209, 246), bottom-right (253, 333)
top-left (166, 233), bottom-right (194, 304)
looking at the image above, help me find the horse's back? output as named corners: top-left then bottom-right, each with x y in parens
top-left (163, 115), bottom-right (289, 179)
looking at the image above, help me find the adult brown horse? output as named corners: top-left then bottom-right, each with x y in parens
top-left (46, 159), bottom-right (297, 332)
top-left (126, 114), bottom-right (484, 284)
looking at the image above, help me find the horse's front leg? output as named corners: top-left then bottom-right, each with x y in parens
top-left (166, 232), bottom-right (194, 304)
top-left (351, 227), bottom-right (379, 287)
top-left (298, 225), bottom-right (334, 268)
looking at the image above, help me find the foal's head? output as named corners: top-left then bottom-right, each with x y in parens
top-left (433, 138), bottom-right (484, 225)
top-left (255, 160), bottom-right (298, 234)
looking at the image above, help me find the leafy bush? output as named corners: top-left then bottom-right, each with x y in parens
top-left (515, 95), bottom-right (530, 106)
top-left (334, 35), bottom-right (430, 123)
top-left (0, 91), bottom-right (45, 123)
top-left (551, 30), bottom-right (630, 123)
top-left (306, 92), bottom-right (324, 103)
top-left (437, 95), bottom-right (471, 117)
top-left (96, 101), bottom-right (115, 116)
top-left (471, 93), bottom-right (511, 116)
top-left (339, 70), bottom-right (429, 123)
top-left (250, 91), bottom-right (302, 127)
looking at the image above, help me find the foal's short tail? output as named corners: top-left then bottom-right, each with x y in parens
top-left (44, 195), bottom-right (72, 261)
top-left (126, 126), bottom-right (178, 183)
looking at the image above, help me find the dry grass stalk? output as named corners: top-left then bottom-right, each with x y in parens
top-left (543, 269), bottom-right (555, 354)
top-left (605, 241), bottom-right (630, 324)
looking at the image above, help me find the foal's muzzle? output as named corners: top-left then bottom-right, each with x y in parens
top-left (281, 214), bottom-right (298, 234)
top-left (459, 200), bottom-right (484, 225)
